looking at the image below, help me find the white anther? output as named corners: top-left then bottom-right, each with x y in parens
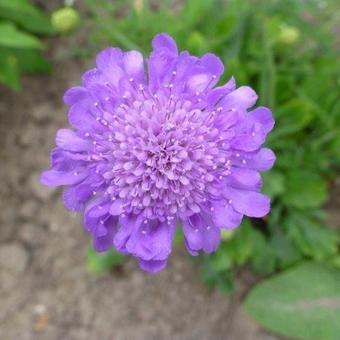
top-left (242, 159), bottom-right (247, 164)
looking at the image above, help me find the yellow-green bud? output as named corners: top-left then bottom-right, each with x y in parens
top-left (187, 32), bottom-right (206, 54)
top-left (278, 25), bottom-right (300, 45)
top-left (51, 7), bottom-right (80, 34)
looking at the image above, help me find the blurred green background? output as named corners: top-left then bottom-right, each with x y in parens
top-left (1, 0), bottom-right (339, 338)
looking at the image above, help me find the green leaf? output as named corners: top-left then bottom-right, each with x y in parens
top-left (86, 247), bottom-right (126, 273)
top-left (0, 22), bottom-right (43, 49)
top-left (200, 254), bottom-right (234, 294)
top-left (243, 262), bottom-right (340, 339)
top-left (0, 52), bottom-right (20, 90)
top-left (0, 0), bottom-right (54, 35)
top-left (283, 171), bottom-right (328, 209)
top-left (268, 98), bottom-right (315, 140)
top-left (262, 171), bottom-right (285, 198)
top-left (12, 49), bottom-right (51, 73)
top-left (250, 230), bottom-right (276, 274)
top-left (270, 230), bottom-right (301, 269)
top-left (284, 212), bottom-right (338, 261)
top-left (225, 219), bottom-right (254, 265)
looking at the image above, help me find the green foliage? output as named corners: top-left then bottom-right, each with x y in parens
top-left (243, 262), bottom-right (340, 339)
top-left (84, 2), bottom-right (340, 334)
top-left (86, 247), bottom-right (126, 273)
top-left (0, 0), bottom-right (53, 90)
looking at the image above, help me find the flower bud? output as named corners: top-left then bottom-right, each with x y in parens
top-left (51, 7), bottom-right (80, 34)
top-left (187, 31), bottom-right (206, 54)
top-left (278, 25), bottom-right (300, 45)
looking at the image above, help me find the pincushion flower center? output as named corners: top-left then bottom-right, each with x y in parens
top-left (109, 101), bottom-right (212, 219)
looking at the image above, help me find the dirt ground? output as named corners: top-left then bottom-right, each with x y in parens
top-left (1, 40), bottom-right (339, 339)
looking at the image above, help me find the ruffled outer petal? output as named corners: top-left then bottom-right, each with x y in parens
top-left (56, 129), bottom-right (91, 152)
top-left (96, 47), bottom-right (124, 87)
top-left (114, 215), bottom-right (176, 263)
top-left (63, 181), bottom-right (93, 212)
top-left (138, 259), bottom-right (167, 273)
top-left (63, 86), bottom-right (88, 105)
top-left (40, 168), bottom-right (89, 187)
top-left (152, 33), bottom-right (178, 54)
top-left (183, 213), bottom-right (221, 255)
top-left (220, 86), bottom-right (258, 110)
top-left (231, 148), bottom-right (276, 172)
top-left (211, 202), bottom-right (243, 229)
top-left (225, 187), bottom-right (270, 218)
top-left (84, 197), bottom-right (119, 252)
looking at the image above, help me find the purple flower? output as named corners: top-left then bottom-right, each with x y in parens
top-left (41, 33), bottom-right (275, 272)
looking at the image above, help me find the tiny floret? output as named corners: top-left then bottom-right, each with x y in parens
top-left (41, 33), bottom-right (275, 272)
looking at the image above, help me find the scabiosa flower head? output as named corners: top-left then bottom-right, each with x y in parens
top-left (41, 33), bottom-right (275, 272)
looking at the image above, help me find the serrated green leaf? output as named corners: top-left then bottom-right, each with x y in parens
top-left (284, 212), bottom-right (337, 261)
top-left (86, 247), bottom-right (126, 273)
top-left (262, 171), bottom-right (285, 198)
top-left (200, 254), bottom-right (234, 294)
top-left (0, 22), bottom-right (43, 49)
top-left (283, 171), bottom-right (328, 209)
top-left (243, 262), bottom-right (340, 339)
top-left (225, 219), bottom-right (254, 265)
top-left (250, 231), bottom-right (276, 274)
top-left (270, 230), bottom-right (301, 269)
top-left (268, 98), bottom-right (315, 140)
